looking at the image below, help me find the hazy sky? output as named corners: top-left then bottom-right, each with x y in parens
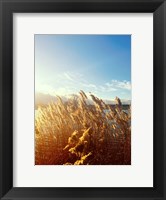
top-left (35, 34), bottom-right (131, 100)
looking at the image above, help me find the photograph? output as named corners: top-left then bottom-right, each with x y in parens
top-left (35, 34), bottom-right (131, 165)
top-left (2, 0), bottom-right (166, 199)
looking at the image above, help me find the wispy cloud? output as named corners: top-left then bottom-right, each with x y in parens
top-left (64, 72), bottom-right (74, 81)
top-left (58, 72), bottom-right (84, 83)
top-left (36, 71), bottom-right (131, 100)
top-left (105, 80), bottom-right (131, 90)
top-left (81, 83), bottom-right (97, 89)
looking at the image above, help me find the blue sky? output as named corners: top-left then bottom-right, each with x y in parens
top-left (35, 34), bottom-right (131, 100)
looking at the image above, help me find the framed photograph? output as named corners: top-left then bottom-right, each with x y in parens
top-left (0, 0), bottom-right (166, 199)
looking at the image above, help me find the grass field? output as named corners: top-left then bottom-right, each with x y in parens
top-left (35, 91), bottom-right (131, 165)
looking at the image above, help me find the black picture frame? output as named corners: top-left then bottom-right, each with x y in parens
top-left (0, 0), bottom-right (166, 199)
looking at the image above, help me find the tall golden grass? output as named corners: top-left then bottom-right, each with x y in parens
top-left (35, 91), bottom-right (131, 165)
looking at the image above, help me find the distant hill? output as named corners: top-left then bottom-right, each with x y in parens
top-left (35, 93), bottom-right (57, 109)
top-left (104, 99), bottom-right (131, 105)
top-left (35, 92), bottom-right (131, 109)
